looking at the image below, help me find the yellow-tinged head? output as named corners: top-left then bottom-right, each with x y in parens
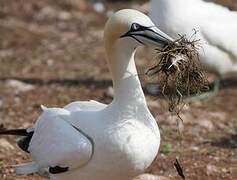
top-left (104, 9), bottom-right (174, 53)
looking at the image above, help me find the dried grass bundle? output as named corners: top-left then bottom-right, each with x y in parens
top-left (147, 34), bottom-right (209, 113)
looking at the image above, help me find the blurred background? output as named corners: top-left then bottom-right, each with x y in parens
top-left (0, 0), bottom-right (236, 179)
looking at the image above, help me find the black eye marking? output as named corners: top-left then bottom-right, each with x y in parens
top-left (131, 23), bottom-right (154, 32)
top-left (131, 23), bottom-right (141, 31)
top-left (120, 23), bottom-right (154, 40)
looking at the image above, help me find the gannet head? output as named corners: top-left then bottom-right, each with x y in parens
top-left (104, 9), bottom-right (173, 53)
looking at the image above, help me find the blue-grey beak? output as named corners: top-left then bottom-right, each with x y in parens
top-left (121, 23), bottom-right (174, 48)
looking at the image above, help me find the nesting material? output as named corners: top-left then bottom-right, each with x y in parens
top-left (147, 34), bottom-right (209, 112)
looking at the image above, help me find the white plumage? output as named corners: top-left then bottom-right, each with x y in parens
top-left (29, 107), bottom-right (93, 171)
top-left (150, 0), bottom-right (237, 78)
top-left (3, 9), bottom-right (176, 180)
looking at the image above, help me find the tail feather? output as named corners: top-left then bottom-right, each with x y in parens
top-left (14, 162), bottom-right (39, 175)
top-left (14, 162), bottom-right (50, 178)
top-left (0, 129), bottom-right (34, 153)
top-left (37, 168), bottom-right (50, 178)
top-left (0, 129), bottom-right (33, 136)
top-left (17, 136), bottom-right (32, 153)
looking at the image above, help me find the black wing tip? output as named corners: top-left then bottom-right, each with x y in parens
top-left (0, 129), bottom-right (32, 136)
top-left (49, 166), bottom-right (69, 174)
top-left (17, 136), bottom-right (32, 153)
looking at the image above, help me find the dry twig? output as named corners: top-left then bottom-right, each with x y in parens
top-left (147, 33), bottom-right (209, 113)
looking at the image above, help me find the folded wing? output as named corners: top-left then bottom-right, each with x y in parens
top-left (29, 107), bottom-right (93, 171)
top-left (64, 100), bottom-right (107, 112)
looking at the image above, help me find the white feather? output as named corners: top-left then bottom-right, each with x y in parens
top-left (63, 100), bottom-right (107, 112)
top-left (29, 108), bottom-right (93, 170)
top-left (150, 0), bottom-right (237, 76)
top-left (14, 162), bottom-right (39, 175)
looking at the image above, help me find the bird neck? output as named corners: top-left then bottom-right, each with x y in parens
top-left (105, 40), bottom-right (147, 107)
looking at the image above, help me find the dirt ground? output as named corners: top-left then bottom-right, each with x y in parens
top-left (0, 0), bottom-right (236, 179)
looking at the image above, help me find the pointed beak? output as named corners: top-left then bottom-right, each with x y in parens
top-left (121, 26), bottom-right (174, 48)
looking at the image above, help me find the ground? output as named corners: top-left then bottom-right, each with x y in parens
top-left (0, 0), bottom-right (236, 179)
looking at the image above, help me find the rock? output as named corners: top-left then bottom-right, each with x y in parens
top-left (37, 6), bottom-right (57, 20)
top-left (93, 2), bottom-right (105, 13)
top-left (191, 146), bottom-right (199, 151)
top-left (221, 168), bottom-right (228, 173)
top-left (0, 49), bottom-right (13, 58)
top-left (206, 164), bottom-right (218, 176)
top-left (58, 11), bottom-right (72, 21)
top-left (105, 86), bottom-right (114, 98)
top-left (0, 139), bottom-right (14, 150)
top-left (14, 97), bottom-right (21, 104)
top-left (134, 174), bottom-right (170, 180)
top-left (5, 79), bottom-right (35, 92)
top-left (197, 119), bottom-right (214, 131)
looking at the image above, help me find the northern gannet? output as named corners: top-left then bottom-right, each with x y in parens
top-left (150, 0), bottom-right (237, 96)
top-left (0, 9), bottom-right (174, 180)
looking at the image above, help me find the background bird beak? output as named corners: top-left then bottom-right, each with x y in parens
top-left (121, 26), bottom-right (174, 48)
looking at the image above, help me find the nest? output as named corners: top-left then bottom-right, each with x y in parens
top-left (147, 34), bottom-right (209, 113)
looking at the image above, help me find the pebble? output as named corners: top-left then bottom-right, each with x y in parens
top-left (197, 119), bottom-right (214, 131)
top-left (0, 49), bottom-right (13, 58)
top-left (5, 79), bottom-right (35, 92)
top-left (133, 174), bottom-right (170, 180)
top-left (93, 2), bottom-right (105, 13)
top-left (191, 146), bottom-right (199, 151)
top-left (58, 11), bottom-right (72, 21)
top-left (105, 86), bottom-right (114, 98)
top-left (37, 6), bottom-right (57, 20)
top-left (206, 164), bottom-right (218, 176)
top-left (0, 139), bottom-right (15, 150)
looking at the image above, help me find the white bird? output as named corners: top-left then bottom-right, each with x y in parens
top-left (150, 0), bottom-right (237, 96)
top-left (0, 9), bottom-right (174, 180)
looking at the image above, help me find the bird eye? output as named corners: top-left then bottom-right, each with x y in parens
top-left (131, 23), bottom-right (140, 31)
